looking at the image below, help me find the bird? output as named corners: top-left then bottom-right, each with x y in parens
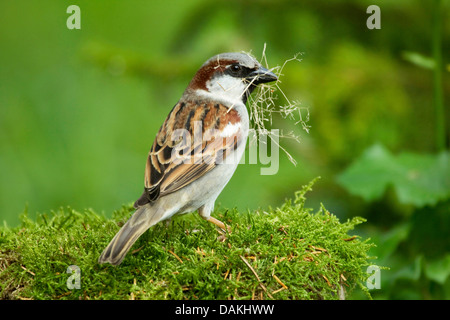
top-left (98, 52), bottom-right (278, 265)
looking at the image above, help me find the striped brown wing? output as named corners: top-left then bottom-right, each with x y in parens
top-left (134, 101), bottom-right (243, 208)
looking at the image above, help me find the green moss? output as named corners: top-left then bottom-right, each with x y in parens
top-left (0, 179), bottom-right (376, 300)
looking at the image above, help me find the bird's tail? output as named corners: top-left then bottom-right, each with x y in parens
top-left (98, 204), bottom-right (163, 266)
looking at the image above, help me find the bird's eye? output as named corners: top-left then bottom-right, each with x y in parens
top-left (230, 64), bottom-right (242, 73)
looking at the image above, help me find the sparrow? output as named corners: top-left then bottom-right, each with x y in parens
top-left (98, 52), bottom-right (278, 265)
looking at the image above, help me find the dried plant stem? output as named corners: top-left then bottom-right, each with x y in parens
top-left (244, 46), bottom-right (309, 165)
top-left (240, 255), bottom-right (274, 299)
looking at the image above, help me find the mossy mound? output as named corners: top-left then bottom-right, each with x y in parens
top-left (0, 180), bottom-right (375, 300)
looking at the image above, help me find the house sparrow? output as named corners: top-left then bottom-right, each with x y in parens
top-left (98, 52), bottom-right (278, 265)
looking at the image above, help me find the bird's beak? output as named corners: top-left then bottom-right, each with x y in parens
top-left (247, 66), bottom-right (278, 85)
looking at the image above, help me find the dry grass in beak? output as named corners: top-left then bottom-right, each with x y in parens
top-left (245, 45), bottom-right (310, 166)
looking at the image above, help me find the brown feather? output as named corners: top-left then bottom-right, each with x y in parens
top-left (188, 59), bottom-right (238, 91)
top-left (137, 101), bottom-right (242, 207)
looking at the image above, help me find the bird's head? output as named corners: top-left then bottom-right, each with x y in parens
top-left (184, 52), bottom-right (278, 105)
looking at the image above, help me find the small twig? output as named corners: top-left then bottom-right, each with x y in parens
top-left (309, 245), bottom-right (327, 252)
top-left (271, 287), bottom-right (287, 295)
top-left (168, 249), bottom-right (183, 264)
top-left (240, 255), bottom-right (261, 281)
top-left (195, 246), bottom-right (206, 256)
top-left (223, 269), bottom-right (231, 280)
top-left (20, 265), bottom-right (35, 276)
top-left (131, 245), bottom-right (144, 255)
top-left (322, 274), bottom-right (332, 287)
top-left (239, 255), bottom-right (273, 299)
top-left (273, 274), bottom-right (288, 289)
top-left (54, 291), bottom-right (71, 299)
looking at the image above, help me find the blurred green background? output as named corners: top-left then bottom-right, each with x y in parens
top-left (0, 0), bottom-right (449, 299)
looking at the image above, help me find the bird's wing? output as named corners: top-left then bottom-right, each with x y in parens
top-left (134, 100), bottom-right (243, 208)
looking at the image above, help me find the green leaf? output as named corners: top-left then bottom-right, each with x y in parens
top-left (395, 256), bottom-right (423, 281)
top-left (425, 255), bottom-right (450, 284)
top-left (336, 144), bottom-right (395, 201)
top-left (394, 151), bottom-right (450, 206)
top-left (337, 144), bottom-right (450, 207)
top-left (402, 51), bottom-right (435, 70)
top-left (370, 222), bottom-right (410, 262)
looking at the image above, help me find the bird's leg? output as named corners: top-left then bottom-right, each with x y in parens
top-left (207, 216), bottom-right (231, 233)
top-left (198, 205), bottom-right (231, 234)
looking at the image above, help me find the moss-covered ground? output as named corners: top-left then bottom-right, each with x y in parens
top-left (0, 180), bottom-right (376, 300)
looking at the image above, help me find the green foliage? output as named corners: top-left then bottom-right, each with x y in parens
top-left (337, 144), bottom-right (450, 207)
top-left (402, 51), bottom-right (436, 70)
top-left (1, 0), bottom-right (449, 226)
top-left (335, 0), bottom-right (449, 300)
top-left (0, 182), bottom-right (375, 300)
top-left (338, 149), bottom-right (450, 298)
top-left (367, 201), bottom-right (450, 299)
